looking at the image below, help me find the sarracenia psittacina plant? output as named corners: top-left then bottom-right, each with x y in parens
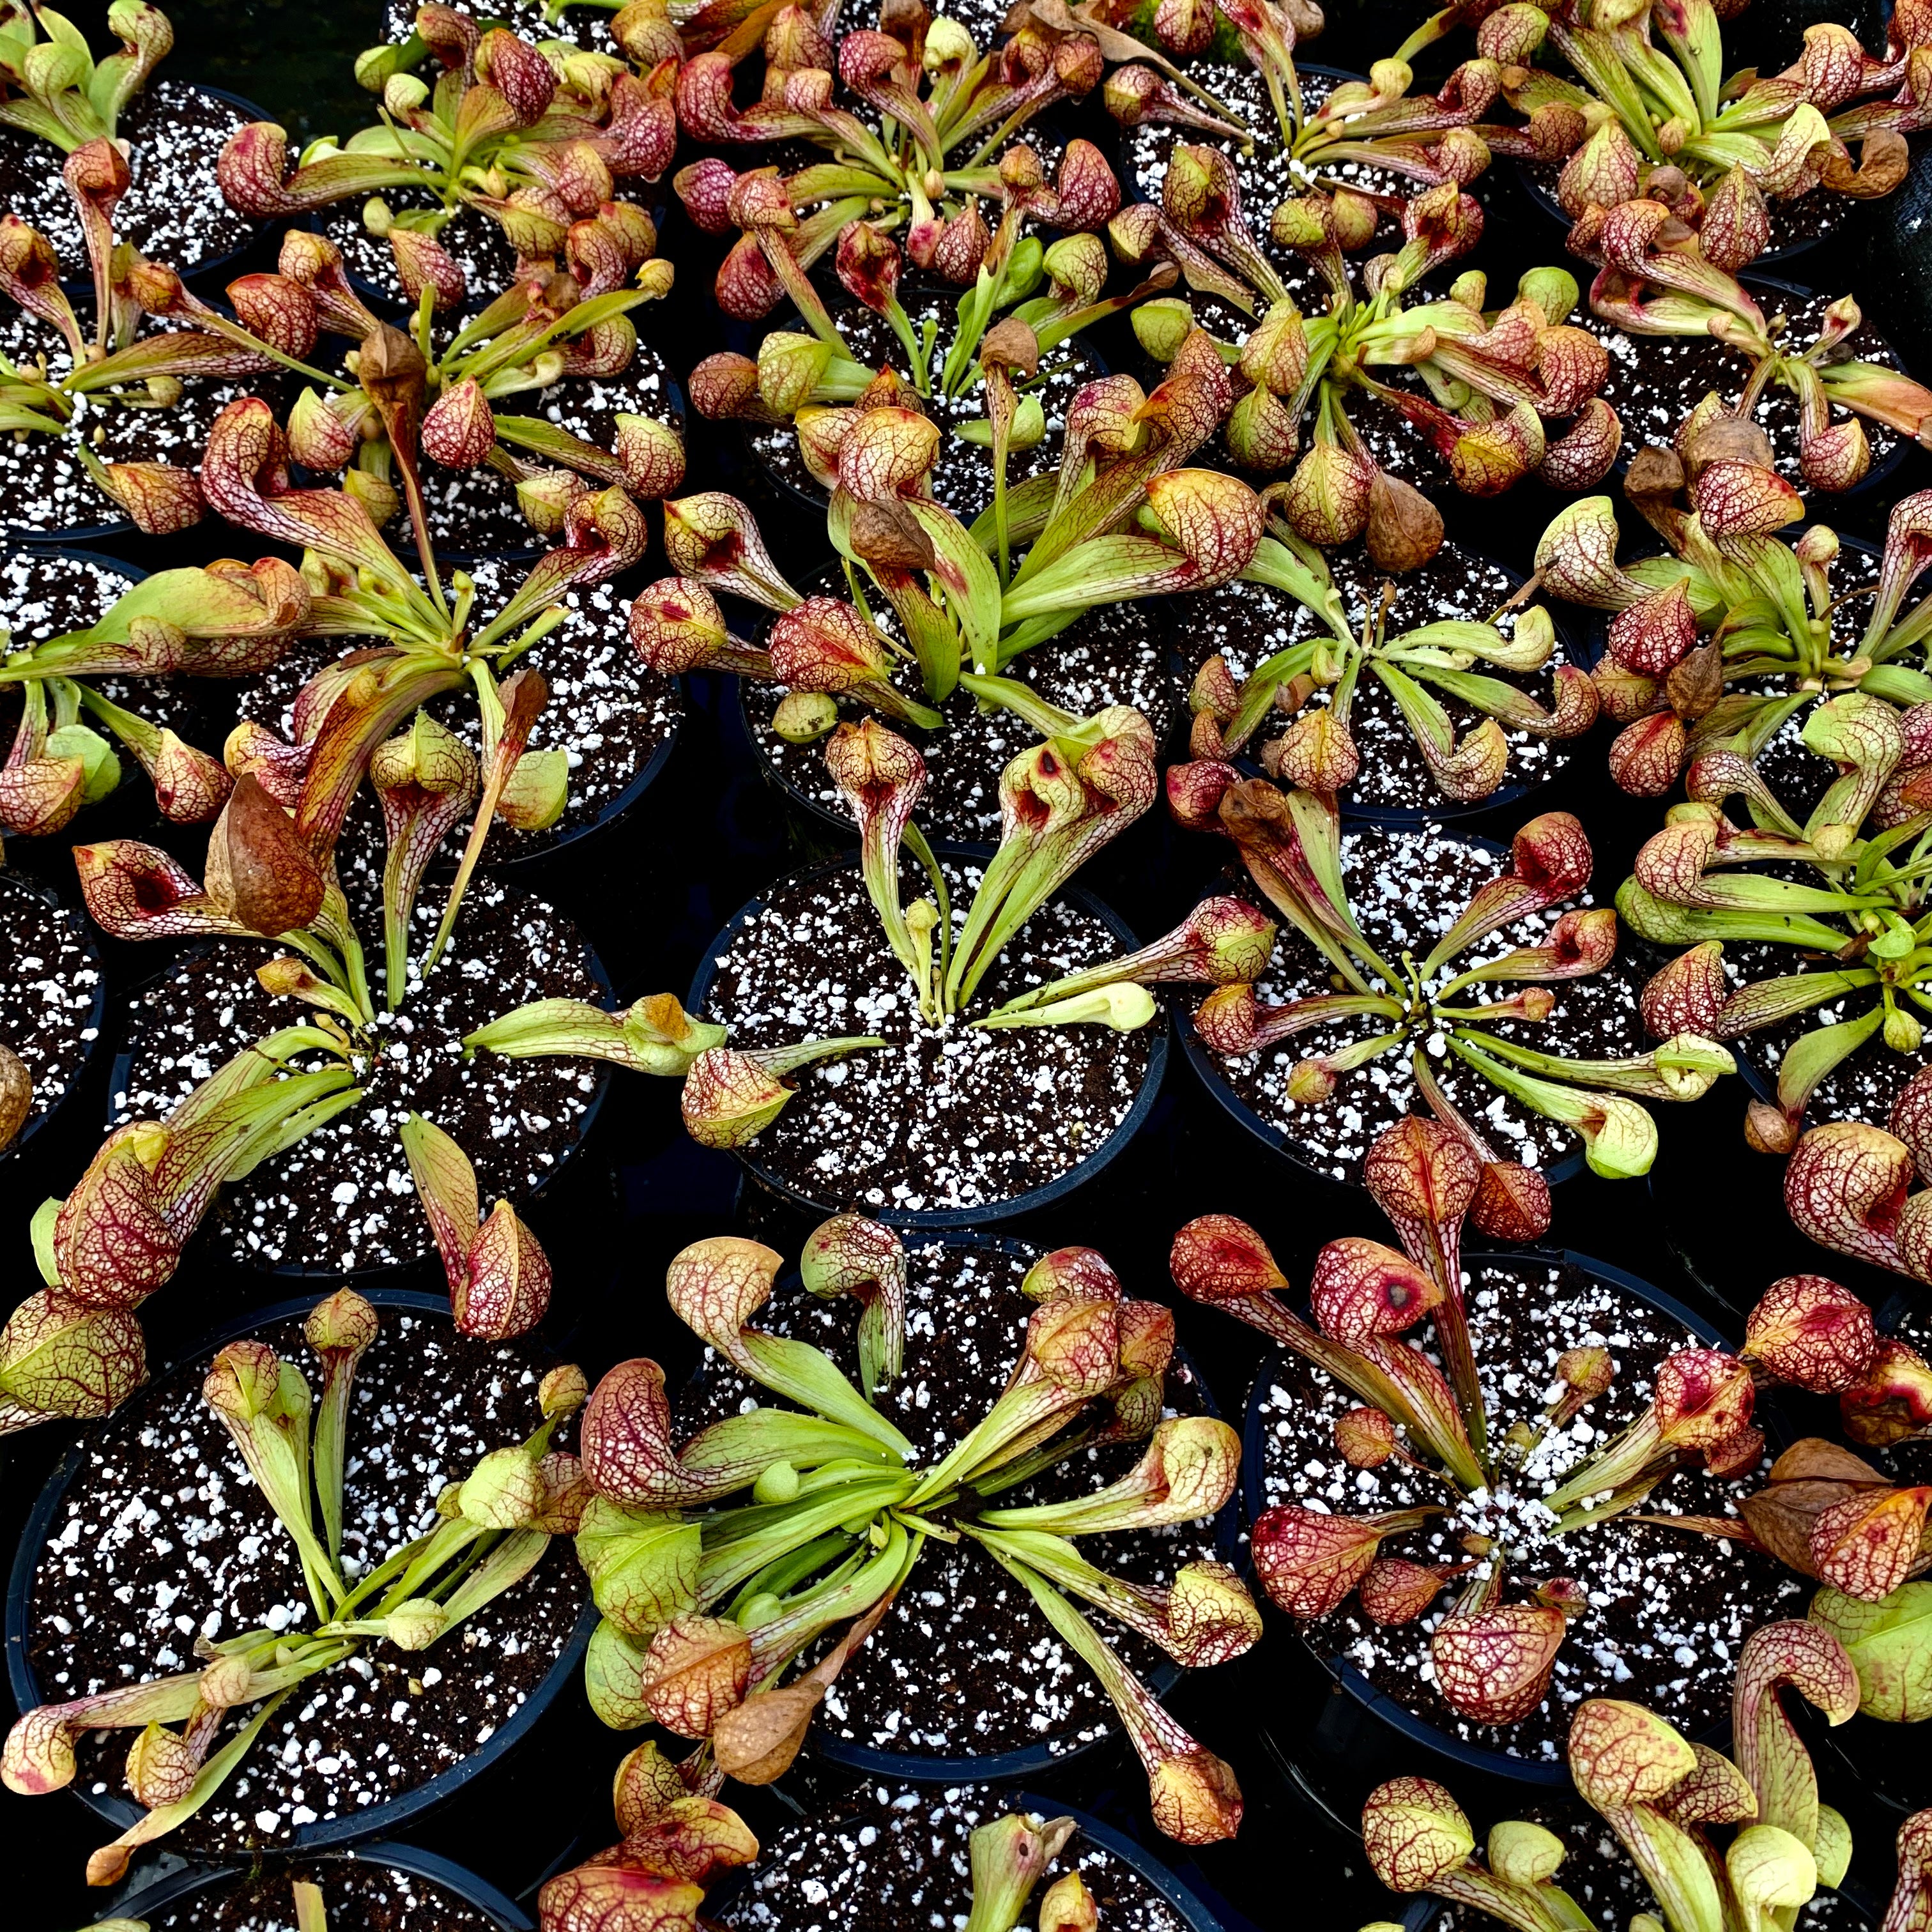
top-left (1533, 468), bottom-right (1932, 799)
top-left (1565, 1678), bottom-right (1856, 1932)
top-left (672, 4), bottom-right (1127, 317)
top-left (0, 1025), bottom-right (365, 1437)
top-left (1568, 196), bottom-right (1932, 493)
top-left (210, 221), bottom-right (684, 541)
top-left (572, 1230), bottom-right (1255, 1843)
top-left (1783, 1068), bottom-right (1932, 1331)
top-left (1496, 0), bottom-right (1926, 226)
top-left (634, 332), bottom-right (1262, 735)
top-left (1171, 767), bottom-right (1731, 1174)
top-left (1360, 1625), bottom-right (1858, 1932)
top-left (687, 144), bottom-right (1172, 500)
top-left (1171, 1116), bottom-right (1771, 1725)
top-left (0, 137), bottom-right (289, 535)
top-left (218, 7), bottom-right (677, 302)
top-left (0, 556), bottom-right (309, 838)
top-left (1614, 701), bottom-right (1932, 1152)
top-left (1126, 158), bottom-right (1621, 530)
top-left (813, 710), bottom-right (1162, 1023)
top-left (1, 1300), bottom-right (589, 1887)
top-left (1186, 510), bottom-right (1595, 805)
top-left (0, 0), bottom-right (173, 153)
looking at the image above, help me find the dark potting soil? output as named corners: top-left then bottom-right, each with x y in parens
top-left (712, 1782), bottom-right (1194, 1931)
top-left (233, 556), bottom-right (682, 873)
top-left (678, 1238), bottom-right (1221, 1763)
top-left (1408, 1802), bottom-right (1871, 1932)
top-left (405, 337), bottom-right (683, 558)
top-left (143, 1859), bottom-right (503, 1931)
top-left (382, 0), bottom-right (616, 52)
top-left (0, 304), bottom-right (263, 539)
top-left (112, 882), bottom-right (604, 1271)
top-left (0, 873), bottom-right (100, 1146)
top-left (1125, 66), bottom-right (1406, 309)
top-left (323, 194), bottom-right (521, 309)
top-left (1587, 288), bottom-right (1903, 483)
top-left (751, 598), bottom-right (1177, 842)
top-left (1522, 157), bottom-right (1841, 255)
top-left (1192, 825), bottom-right (1646, 1183)
top-left (0, 80), bottom-right (254, 272)
top-left (1254, 1257), bottom-right (1807, 1764)
top-left (743, 298), bottom-right (1106, 519)
top-left (1170, 541), bottom-right (1575, 811)
top-left (26, 1307), bottom-right (581, 1856)
top-left (695, 858), bottom-right (1158, 1216)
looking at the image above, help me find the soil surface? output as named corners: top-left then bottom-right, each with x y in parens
top-left (26, 1305), bottom-right (581, 1857)
top-left (1253, 1255), bottom-right (1807, 1764)
top-left (113, 883), bottom-right (605, 1271)
top-left (324, 194), bottom-right (522, 309)
top-left (142, 1858), bottom-right (504, 1930)
top-left (713, 1781), bottom-right (1196, 1931)
top-left (0, 874), bottom-right (100, 1148)
top-left (679, 1238), bottom-right (1223, 1765)
top-left (695, 857), bottom-right (1159, 1216)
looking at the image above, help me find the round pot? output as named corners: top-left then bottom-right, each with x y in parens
top-left (735, 567), bottom-right (1183, 847)
top-left (0, 81), bottom-right (271, 300)
top-left (0, 868), bottom-right (107, 1163)
top-left (685, 1227), bottom-right (1242, 1786)
top-left (686, 845), bottom-right (1170, 1227)
top-left (1176, 822), bottom-right (1659, 1192)
top-left (105, 882), bottom-right (616, 1280)
top-left (112, 1841), bottom-right (535, 1930)
top-left (5, 1287), bottom-right (599, 1864)
top-left (1240, 1247), bottom-right (1805, 1790)
top-left (1166, 538), bottom-right (1597, 827)
top-left (1591, 273), bottom-right (1915, 502)
top-left (706, 1783), bottom-right (1227, 1930)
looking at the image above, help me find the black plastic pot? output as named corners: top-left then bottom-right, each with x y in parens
top-left (111, 1840), bottom-right (534, 1929)
top-left (1239, 1248), bottom-right (1742, 1792)
top-left (47, 84), bottom-right (273, 300)
top-left (706, 1784), bottom-right (1228, 1930)
top-left (686, 844), bottom-right (1170, 1229)
top-left (4, 1287), bottom-right (598, 1860)
top-left (0, 869), bottom-right (107, 1164)
top-left (103, 889), bottom-right (617, 1283)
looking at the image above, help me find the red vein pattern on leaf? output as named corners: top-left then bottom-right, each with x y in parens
top-left (1430, 1604), bottom-right (1567, 1724)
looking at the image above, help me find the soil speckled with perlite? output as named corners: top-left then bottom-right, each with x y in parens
top-left (1255, 1258), bottom-right (1805, 1761)
top-left (713, 1782), bottom-right (1194, 1931)
top-left (114, 883), bottom-right (604, 1271)
top-left (26, 1310), bottom-right (581, 1857)
top-left (697, 859), bottom-right (1158, 1215)
top-left (1192, 826), bottom-right (1646, 1184)
top-left (0, 874), bottom-right (100, 1142)
top-left (144, 1860), bottom-right (505, 1931)
top-left (1172, 542), bottom-right (1573, 811)
top-left (681, 1241), bottom-right (1220, 1763)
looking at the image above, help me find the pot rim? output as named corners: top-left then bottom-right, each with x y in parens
top-left (685, 843), bottom-right (1170, 1229)
top-left (4, 1285), bottom-right (598, 1859)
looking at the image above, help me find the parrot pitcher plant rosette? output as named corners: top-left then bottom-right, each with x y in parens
top-left (1566, 194), bottom-right (1932, 493)
top-left (1495, 0), bottom-right (1929, 247)
top-left (1356, 1618), bottom-right (1867, 1932)
top-left (1, 1298), bottom-right (589, 1888)
top-left (0, 555), bottom-right (309, 839)
top-left (632, 326), bottom-right (1262, 754)
top-left (1534, 468), bottom-right (1932, 801)
top-left (217, 5), bottom-right (677, 308)
top-left (568, 1228), bottom-right (1256, 1844)
top-left (1169, 1114), bottom-right (1797, 1737)
top-left (1183, 507), bottom-right (1595, 807)
top-left (0, 0), bottom-right (173, 157)
top-left (0, 137), bottom-right (283, 539)
top-left (687, 142), bottom-right (1174, 512)
top-left (671, 0), bottom-right (1128, 314)
top-left (1614, 693), bottom-right (1932, 1151)
top-left (538, 1759), bottom-right (1103, 1932)
top-left (1170, 769), bottom-right (1733, 1179)
top-left (1124, 157), bottom-right (1623, 538)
